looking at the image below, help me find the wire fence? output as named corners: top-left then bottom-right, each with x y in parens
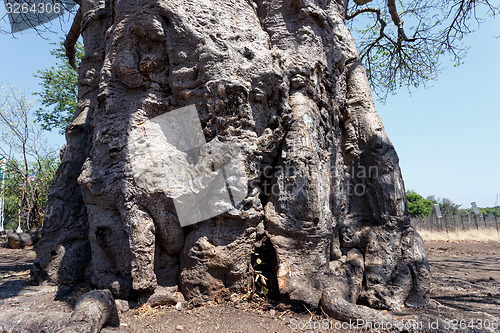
top-left (411, 212), bottom-right (500, 235)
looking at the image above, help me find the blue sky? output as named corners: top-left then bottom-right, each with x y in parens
top-left (374, 17), bottom-right (500, 209)
top-left (0, 9), bottom-right (499, 208)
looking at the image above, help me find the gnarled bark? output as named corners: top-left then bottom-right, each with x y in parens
top-left (33, 0), bottom-right (431, 324)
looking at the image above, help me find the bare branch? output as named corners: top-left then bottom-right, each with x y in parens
top-left (353, 0), bottom-right (373, 5)
top-left (346, 7), bottom-right (381, 21)
top-left (65, 8), bottom-right (82, 69)
top-left (348, 0), bottom-right (498, 101)
top-left (387, 0), bottom-right (416, 42)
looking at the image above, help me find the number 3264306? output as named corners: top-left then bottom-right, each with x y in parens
top-left (6, 1), bottom-right (61, 14)
top-left (444, 319), bottom-right (498, 330)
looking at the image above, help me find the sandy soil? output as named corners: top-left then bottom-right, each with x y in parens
top-left (426, 241), bottom-right (499, 316)
top-left (0, 241), bottom-right (498, 332)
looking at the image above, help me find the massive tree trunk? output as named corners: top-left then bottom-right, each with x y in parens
top-left (33, 0), bottom-right (431, 322)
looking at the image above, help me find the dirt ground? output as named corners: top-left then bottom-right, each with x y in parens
top-left (0, 241), bottom-right (498, 332)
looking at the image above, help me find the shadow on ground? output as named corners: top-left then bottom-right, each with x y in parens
top-left (0, 241), bottom-right (498, 332)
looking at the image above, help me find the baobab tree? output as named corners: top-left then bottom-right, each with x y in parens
top-left (29, 0), bottom-right (497, 325)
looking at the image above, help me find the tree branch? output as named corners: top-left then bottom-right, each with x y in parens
top-left (346, 7), bottom-right (381, 21)
top-left (387, 0), bottom-right (416, 42)
top-left (65, 8), bottom-right (83, 69)
top-left (353, 0), bottom-right (373, 5)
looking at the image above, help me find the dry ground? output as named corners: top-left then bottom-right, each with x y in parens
top-left (418, 228), bottom-right (500, 242)
top-left (0, 241), bottom-right (498, 332)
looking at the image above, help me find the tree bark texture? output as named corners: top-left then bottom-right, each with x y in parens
top-left (32, 0), bottom-right (431, 321)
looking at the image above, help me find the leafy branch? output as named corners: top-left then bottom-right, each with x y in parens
top-left (346, 0), bottom-right (499, 101)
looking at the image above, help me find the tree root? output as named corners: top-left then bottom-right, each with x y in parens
top-left (0, 290), bottom-right (120, 333)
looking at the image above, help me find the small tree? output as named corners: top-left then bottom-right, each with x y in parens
top-left (406, 190), bottom-right (434, 218)
top-left (2, 157), bottom-right (59, 229)
top-left (34, 39), bottom-right (84, 134)
top-left (439, 198), bottom-right (461, 216)
top-left (0, 84), bottom-right (59, 230)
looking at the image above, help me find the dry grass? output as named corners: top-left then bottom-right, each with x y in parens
top-left (135, 304), bottom-right (164, 317)
top-left (417, 227), bottom-right (500, 241)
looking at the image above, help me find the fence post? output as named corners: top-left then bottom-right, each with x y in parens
top-left (495, 212), bottom-right (499, 240)
top-left (444, 214), bottom-right (450, 240)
